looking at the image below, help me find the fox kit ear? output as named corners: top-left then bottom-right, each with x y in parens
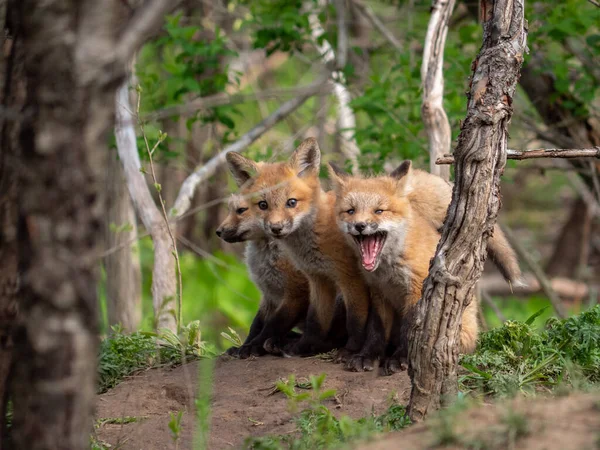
top-left (291, 137), bottom-right (321, 178)
top-left (226, 152), bottom-right (259, 187)
top-left (327, 162), bottom-right (347, 191)
top-left (390, 160), bottom-right (413, 195)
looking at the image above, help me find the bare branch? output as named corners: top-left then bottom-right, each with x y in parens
top-left (144, 82), bottom-right (333, 122)
top-left (308, 0), bottom-right (360, 174)
top-left (483, 274), bottom-right (589, 300)
top-left (588, 0), bottom-right (600, 8)
top-left (421, 0), bottom-right (456, 181)
top-left (481, 290), bottom-right (507, 323)
top-left (115, 0), bottom-right (182, 65)
top-left (500, 225), bottom-right (568, 319)
top-left (352, 0), bottom-right (403, 53)
top-left (334, 0), bottom-right (348, 69)
top-left (169, 80), bottom-right (326, 218)
top-left (115, 81), bottom-right (177, 331)
top-left (436, 146), bottom-right (600, 164)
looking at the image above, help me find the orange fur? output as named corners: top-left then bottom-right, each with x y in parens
top-left (232, 139), bottom-right (370, 355)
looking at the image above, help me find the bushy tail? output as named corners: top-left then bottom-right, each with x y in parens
top-left (488, 224), bottom-right (524, 287)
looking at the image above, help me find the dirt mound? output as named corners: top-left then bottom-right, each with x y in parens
top-left (356, 391), bottom-right (600, 450)
top-left (95, 355), bottom-right (412, 449)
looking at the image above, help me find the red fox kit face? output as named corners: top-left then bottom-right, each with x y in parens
top-left (329, 161), bottom-right (413, 272)
top-left (216, 194), bottom-right (264, 243)
top-left (226, 138), bottom-right (322, 239)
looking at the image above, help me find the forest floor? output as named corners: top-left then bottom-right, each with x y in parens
top-left (94, 356), bottom-right (600, 450)
top-left (94, 355), bottom-right (412, 449)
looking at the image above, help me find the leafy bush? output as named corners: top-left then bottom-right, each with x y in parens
top-left (460, 305), bottom-right (600, 396)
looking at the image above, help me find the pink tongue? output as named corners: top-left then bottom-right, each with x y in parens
top-left (360, 236), bottom-right (379, 269)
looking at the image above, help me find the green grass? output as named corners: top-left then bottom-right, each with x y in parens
top-left (98, 320), bottom-right (212, 393)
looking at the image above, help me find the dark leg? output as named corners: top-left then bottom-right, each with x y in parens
top-left (284, 306), bottom-right (337, 356)
top-left (381, 308), bottom-right (413, 375)
top-left (228, 310), bottom-right (264, 357)
top-left (345, 305), bottom-right (387, 372)
top-left (246, 298), bottom-right (308, 357)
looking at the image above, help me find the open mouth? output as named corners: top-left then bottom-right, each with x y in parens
top-left (353, 232), bottom-right (387, 272)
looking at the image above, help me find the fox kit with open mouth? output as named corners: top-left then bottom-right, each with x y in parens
top-left (330, 161), bottom-right (483, 373)
top-left (226, 139), bottom-right (367, 359)
top-left (216, 190), bottom-right (310, 358)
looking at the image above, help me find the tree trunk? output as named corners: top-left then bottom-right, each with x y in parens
top-left (407, 0), bottom-right (526, 422)
top-left (421, 0), bottom-right (455, 181)
top-left (0, 3), bottom-right (23, 445)
top-left (9, 1), bottom-right (124, 448)
top-left (104, 149), bottom-right (142, 332)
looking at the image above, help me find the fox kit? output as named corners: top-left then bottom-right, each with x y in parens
top-left (216, 192), bottom-right (310, 358)
top-left (226, 139), bottom-right (367, 359)
top-left (330, 162), bottom-right (482, 372)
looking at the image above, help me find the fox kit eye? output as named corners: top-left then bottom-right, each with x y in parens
top-left (258, 201), bottom-right (268, 210)
top-left (286, 198), bottom-right (297, 208)
top-left (236, 207), bottom-right (248, 215)
top-left (374, 209), bottom-right (383, 215)
top-left (346, 209), bottom-right (355, 215)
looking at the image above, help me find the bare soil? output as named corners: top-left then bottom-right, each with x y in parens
top-left (95, 356), bottom-right (600, 450)
top-left (95, 355), bottom-right (412, 450)
top-left (355, 391), bottom-right (600, 450)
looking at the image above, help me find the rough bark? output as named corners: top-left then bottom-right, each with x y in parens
top-left (104, 149), bottom-right (142, 332)
top-left (421, 0), bottom-right (456, 181)
top-left (0, 3), bottom-right (22, 445)
top-left (407, 0), bottom-right (527, 422)
top-left (9, 1), bottom-right (125, 448)
top-left (116, 81), bottom-right (178, 332)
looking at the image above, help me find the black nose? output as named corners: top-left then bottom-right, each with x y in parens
top-left (270, 224), bottom-right (283, 234)
top-left (216, 229), bottom-right (222, 237)
top-left (354, 222), bottom-right (366, 233)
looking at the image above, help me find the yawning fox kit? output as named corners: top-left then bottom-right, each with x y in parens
top-left (216, 137), bottom-right (521, 374)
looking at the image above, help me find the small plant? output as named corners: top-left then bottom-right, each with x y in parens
top-left (169, 410), bottom-right (184, 450)
top-left (244, 374), bottom-right (410, 449)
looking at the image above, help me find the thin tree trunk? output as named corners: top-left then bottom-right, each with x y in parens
top-left (0, 3), bottom-right (22, 445)
top-left (105, 149), bottom-right (142, 332)
top-left (116, 81), bottom-right (178, 332)
top-left (421, 0), bottom-right (455, 181)
top-left (407, 0), bottom-right (527, 422)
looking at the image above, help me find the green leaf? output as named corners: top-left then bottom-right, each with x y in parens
top-left (525, 306), bottom-right (550, 326)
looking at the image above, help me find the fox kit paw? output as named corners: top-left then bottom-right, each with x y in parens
top-left (334, 347), bottom-right (357, 364)
top-left (225, 346), bottom-right (240, 357)
top-left (263, 337), bottom-right (285, 355)
top-left (237, 343), bottom-right (267, 359)
top-left (381, 355), bottom-right (408, 376)
top-left (345, 354), bottom-right (375, 372)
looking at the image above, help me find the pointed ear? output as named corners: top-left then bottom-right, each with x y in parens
top-left (226, 152), bottom-right (259, 187)
top-left (327, 162), bottom-right (347, 191)
top-left (290, 137), bottom-right (321, 178)
top-left (390, 160), bottom-right (413, 195)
